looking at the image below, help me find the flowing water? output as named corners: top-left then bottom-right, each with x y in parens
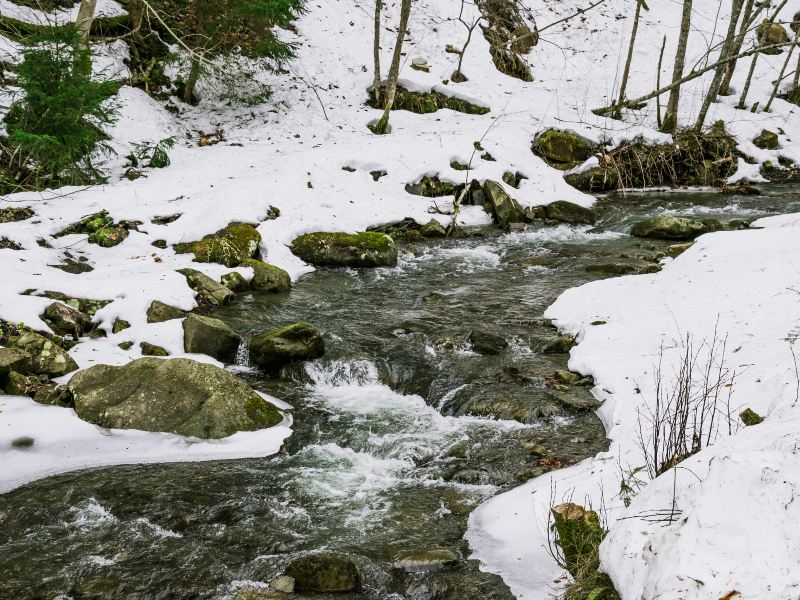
top-left (2, 188), bottom-right (799, 600)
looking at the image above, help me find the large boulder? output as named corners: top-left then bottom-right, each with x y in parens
top-left (9, 332), bottom-right (78, 377)
top-left (41, 302), bottom-right (93, 338)
top-left (753, 129), bottom-right (780, 150)
top-left (248, 323), bottom-right (325, 371)
top-left (758, 20), bottom-right (789, 50)
top-left (545, 200), bottom-right (598, 225)
top-left (179, 268), bottom-right (235, 306)
top-left (146, 300), bottom-right (187, 323)
top-left (284, 552), bottom-right (360, 593)
top-left (290, 232), bottom-right (397, 268)
top-left (176, 223), bottom-right (261, 268)
top-left (630, 216), bottom-right (707, 240)
top-left (241, 258), bottom-right (291, 292)
top-left (183, 314), bottom-right (242, 363)
top-left (483, 180), bottom-right (526, 228)
top-left (533, 129), bottom-right (596, 167)
top-left (68, 358), bottom-right (283, 438)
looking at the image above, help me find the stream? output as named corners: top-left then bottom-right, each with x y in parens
top-left (2, 187), bottom-right (799, 600)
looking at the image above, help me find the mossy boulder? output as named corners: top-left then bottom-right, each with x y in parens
top-left (221, 272), bottom-right (250, 293)
top-left (564, 165), bottom-right (621, 192)
top-left (740, 407), bottom-right (764, 426)
top-left (469, 329), bottom-right (509, 355)
top-left (753, 129), bottom-right (780, 150)
top-left (183, 314), bottom-right (241, 363)
top-left (241, 258), bottom-right (291, 292)
top-left (55, 211), bottom-right (113, 237)
top-left (248, 323), bottom-right (325, 371)
top-left (179, 268), bottom-right (235, 306)
top-left (42, 302), bottom-right (93, 338)
top-left (631, 216), bottom-right (707, 240)
top-left (140, 342), bottom-right (169, 357)
top-left (483, 180), bottom-right (526, 228)
top-left (367, 85), bottom-right (489, 115)
top-left (176, 223), bottom-right (261, 268)
top-left (533, 129), bottom-right (596, 168)
top-left (0, 348), bottom-right (31, 377)
top-left (284, 552), bottom-right (361, 593)
top-left (545, 200), bottom-right (598, 225)
top-left (758, 20), bottom-right (789, 51)
top-left (146, 300), bottom-right (187, 323)
top-left (539, 334), bottom-right (575, 354)
top-left (667, 242), bottom-right (694, 257)
top-left (290, 232), bottom-right (397, 268)
top-left (420, 219), bottom-right (447, 238)
top-left (88, 226), bottom-right (129, 248)
top-left (551, 503), bottom-right (604, 577)
top-left (405, 175), bottom-right (456, 198)
top-left (9, 332), bottom-right (78, 377)
top-left (69, 358), bottom-right (282, 438)
top-left (112, 318), bottom-right (131, 334)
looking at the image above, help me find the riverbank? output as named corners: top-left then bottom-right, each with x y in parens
top-left (467, 210), bottom-right (800, 599)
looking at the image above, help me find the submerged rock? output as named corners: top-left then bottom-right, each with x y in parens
top-left (483, 180), bottom-right (526, 228)
top-left (176, 223), bottom-right (261, 268)
top-left (248, 323), bottom-right (325, 371)
top-left (545, 200), bottom-right (598, 225)
top-left (284, 552), bottom-right (360, 593)
top-left (241, 258), bottom-right (291, 292)
top-left (69, 358), bottom-right (283, 438)
top-left (290, 232), bottom-right (397, 268)
top-left (9, 332), bottom-right (78, 377)
top-left (630, 216), bottom-right (707, 240)
top-left (183, 314), bottom-right (241, 363)
top-left (469, 329), bottom-right (509, 355)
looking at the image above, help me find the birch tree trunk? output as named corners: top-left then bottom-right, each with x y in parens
top-left (75, 0), bottom-right (97, 49)
top-left (614, 0), bottom-right (646, 119)
top-left (719, 0), bottom-right (755, 95)
top-left (373, 0), bottom-right (412, 134)
top-left (737, 0), bottom-right (790, 109)
top-left (694, 0), bottom-right (745, 130)
top-left (661, 0), bottom-right (693, 132)
top-left (373, 0), bottom-right (382, 103)
top-left (764, 31), bottom-right (799, 112)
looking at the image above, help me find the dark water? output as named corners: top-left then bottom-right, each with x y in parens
top-left (2, 187), bottom-right (799, 600)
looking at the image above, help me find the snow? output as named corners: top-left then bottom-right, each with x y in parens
top-left (0, 393), bottom-right (293, 495)
top-left (1, 0), bottom-right (800, 595)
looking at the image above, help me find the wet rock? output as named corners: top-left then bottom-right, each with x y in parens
top-left (241, 258), bottom-right (291, 293)
top-left (140, 342), bottom-right (169, 357)
top-left (42, 302), bottom-right (93, 338)
top-left (740, 407), bottom-right (764, 426)
top-left (393, 549), bottom-right (459, 573)
top-left (0, 348), bottom-right (31, 377)
top-left (533, 129), bottom-right (596, 168)
top-left (545, 200), bottom-right (598, 225)
top-left (585, 263), bottom-right (636, 276)
top-left (249, 323), bottom-right (325, 371)
top-left (69, 358), bottom-right (282, 438)
top-left (630, 216), bottom-right (707, 240)
top-left (9, 332), bottom-right (78, 376)
top-left (290, 232), bottom-right (397, 268)
top-left (753, 129), bottom-right (780, 150)
top-left (639, 264), bottom-right (662, 274)
top-left (269, 575), bottom-right (295, 594)
top-left (179, 268), bottom-right (235, 306)
top-left (539, 334), bottom-right (575, 354)
top-left (483, 180), bottom-right (526, 228)
top-left (420, 219), bottom-right (447, 238)
top-left (667, 242), bottom-right (694, 257)
top-left (469, 329), bottom-right (509, 355)
top-left (284, 552), bottom-right (360, 593)
top-left (175, 223), bottom-right (261, 268)
top-left (183, 314), bottom-right (241, 363)
top-left (221, 271), bottom-right (250, 293)
top-left (146, 300), bottom-right (187, 323)
top-left (112, 318), bottom-right (131, 334)
top-left (700, 218), bottom-right (724, 232)
top-left (554, 370), bottom-right (582, 385)
top-left (564, 165), bottom-right (620, 192)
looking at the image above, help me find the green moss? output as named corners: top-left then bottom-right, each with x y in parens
top-left (534, 129), bottom-right (595, 167)
top-left (0, 206), bottom-right (34, 223)
top-left (367, 85), bottom-right (490, 115)
top-left (244, 396), bottom-right (283, 429)
top-left (176, 222), bottom-right (261, 268)
top-left (88, 226), bottom-right (128, 247)
top-left (112, 318), bottom-right (131, 334)
top-left (450, 160), bottom-right (469, 171)
top-left (405, 175), bottom-right (456, 198)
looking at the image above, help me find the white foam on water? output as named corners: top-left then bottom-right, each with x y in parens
top-left (134, 517), bottom-right (183, 539)
top-left (66, 498), bottom-right (118, 531)
top-left (504, 224), bottom-right (624, 245)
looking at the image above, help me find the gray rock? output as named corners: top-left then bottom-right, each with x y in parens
top-left (69, 358), bottom-right (283, 439)
top-left (183, 314), bottom-right (241, 363)
top-left (9, 332), bottom-right (78, 376)
top-left (540, 334), bottom-right (575, 354)
top-left (469, 329), bottom-right (509, 355)
top-left (140, 342), bottom-right (169, 357)
top-left (249, 323), bottom-right (325, 371)
top-left (420, 219), bottom-right (447, 238)
top-left (146, 300), bottom-right (187, 323)
top-left (179, 268), bottom-right (235, 306)
top-left (42, 302), bottom-right (93, 338)
top-left (290, 232), bottom-right (397, 268)
top-left (630, 216), bottom-right (707, 240)
top-left (585, 263), bottom-right (636, 276)
top-left (0, 348), bottom-right (31, 377)
top-left (269, 576), bottom-right (295, 594)
top-left (221, 271), bottom-right (250, 293)
top-left (241, 258), bottom-right (291, 293)
top-left (533, 129), bottom-right (596, 166)
top-left (284, 552), bottom-right (360, 593)
top-left (545, 200), bottom-right (598, 225)
top-left (483, 180), bottom-right (526, 228)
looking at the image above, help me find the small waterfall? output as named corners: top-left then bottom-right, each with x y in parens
top-left (304, 360), bottom-right (380, 388)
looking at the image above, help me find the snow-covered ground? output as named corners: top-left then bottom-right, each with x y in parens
top-left (2, 0), bottom-right (800, 596)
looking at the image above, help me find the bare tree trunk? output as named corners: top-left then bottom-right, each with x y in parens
top-left (75, 0), bottom-right (97, 49)
top-left (129, 0), bottom-right (145, 43)
top-left (719, 0), bottom-right (755, 95)
top-left (656, 34), bottom-right (666, 129)
top-left (765, 31), bottom-right (799, 111)
top-left (183, 57), bottom-right (201, 104)
top-left (614, 0), bottom-right (645, 119)
top-left (662, 0), bottom-right (693, 132)
top-left (737, 0), bottom-right (790, 109)
top-left (793, 50), bottom-right (800, 88)
top-left (694, 0), bottom-right (745, 130)
top-left (373, 0), bottom-right (382, 103)
top-left (373, 0), bottom-right (412, 134)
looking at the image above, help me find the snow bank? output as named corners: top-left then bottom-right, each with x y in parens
top-left (0, 394), bottom-right (293, 494)
top-left (467, 213), bottom-right (800, 599)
